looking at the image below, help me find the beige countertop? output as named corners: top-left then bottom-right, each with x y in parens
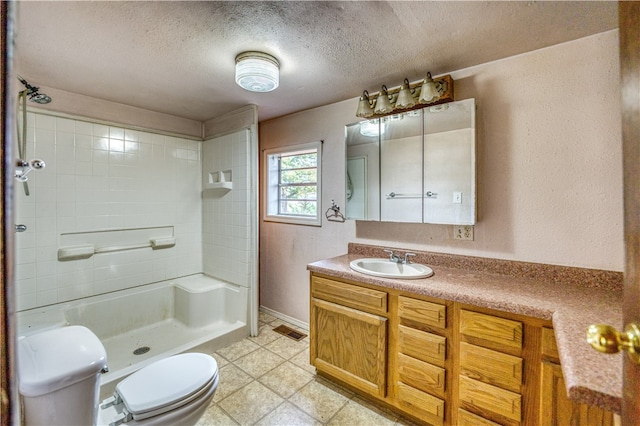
top-left (307, 243), bottom-right (624, 413)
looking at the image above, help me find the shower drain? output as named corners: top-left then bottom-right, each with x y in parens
top-left (133, 346), bottom-right (151, 355)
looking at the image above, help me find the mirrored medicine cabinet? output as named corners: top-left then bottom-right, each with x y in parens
top-left (345, 98), bottom-right (476, 225)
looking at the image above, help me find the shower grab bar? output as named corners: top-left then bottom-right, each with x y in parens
top-left (58, 237), bottom-right (176, 261)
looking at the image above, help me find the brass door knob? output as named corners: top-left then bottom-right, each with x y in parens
top-left (586, 323), bottom-right (640, 363)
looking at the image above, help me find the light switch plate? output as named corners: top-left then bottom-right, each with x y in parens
top-left (453, 192), bottom-right (462, 204)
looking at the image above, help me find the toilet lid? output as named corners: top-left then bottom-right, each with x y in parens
top-left (116, 353), bottom-right (217, 419)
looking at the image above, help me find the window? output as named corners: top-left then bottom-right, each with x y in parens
top-left (264, 141), bottom-right (322, 226)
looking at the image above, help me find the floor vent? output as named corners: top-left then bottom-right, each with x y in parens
top-left (273, 325), bottom-right (307, 341)
top-left (133, 346), bottom-right (151, 355)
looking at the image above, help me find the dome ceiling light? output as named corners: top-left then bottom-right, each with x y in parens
top-left (235, 51), bottom-right (280, 93)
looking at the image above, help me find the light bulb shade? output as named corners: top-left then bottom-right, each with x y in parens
top-left (374, 85), bottom-right (394, 114)
top-left (235, 51), bottom-right (279, 92)
top-left (395, 79), bottom-right (416, 109)
top-left (356, 90), bottom-right (374, 118)
top-left (419, 72), bottom-right (439, 104)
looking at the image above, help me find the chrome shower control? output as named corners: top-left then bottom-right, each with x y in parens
top-left (15, 224), bottom-right (27, 232)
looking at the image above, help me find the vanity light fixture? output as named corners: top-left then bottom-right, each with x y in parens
top-left (235, 51), bottom-right (280, 92)
top-left (395, 79), bottom-right (416, 109)
top-left (419, 72), bottom-right (439, 103)
top-left (356, 90), bottom-right (375, 118)
top-left (355, 72), bottom-right (454, 118)
top-left (373, 85), bottom-right (394, 115)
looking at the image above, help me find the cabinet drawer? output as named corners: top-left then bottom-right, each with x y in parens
top-left (458, 409), bottom-right (502, 426)
top-left (311, 276), bottom-right (387, 315)
top-left (541, 327), bottom-right (560, 360)
top-left (398, 325), bottom-right (446, 367)
top-left (398, 353), bottom-right (446, 396)
top-left (459, 376), bottom-right (521, 423)
top-left (460, 342), bottom-right (523, 392)
top-left (398, 296), bottom-right (446, 329)
top-left (460, 310), bottom-right (522, 351)
top-left (396, 382), bottom-right (445, 426)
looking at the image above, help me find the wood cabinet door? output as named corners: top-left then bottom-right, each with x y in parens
top-left (311, 298), bottom-right (387, 398)
top-left (540, 361), bottom-right (614, 426)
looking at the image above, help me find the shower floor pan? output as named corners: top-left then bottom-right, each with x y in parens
top-left (16, 274), bottom-right (249, 399)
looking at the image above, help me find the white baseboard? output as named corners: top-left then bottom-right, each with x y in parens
top-left (259, 305), bottom-right (309, 331)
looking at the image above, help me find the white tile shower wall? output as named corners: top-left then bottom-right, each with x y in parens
top-left (202, 130), bottom-right (251, 287)
top-left (14, 112), bottom-right (203, 311)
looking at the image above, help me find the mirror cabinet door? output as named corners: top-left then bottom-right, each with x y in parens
top-left (380, 111), bottom-right (423, 222)
top-left (346, 120), bottom-right (381, 220)
top-left (423, 99), bottom-right (476, 225)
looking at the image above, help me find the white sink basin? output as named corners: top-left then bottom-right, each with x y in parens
top-left (349, 258), bottom-right (434, 279)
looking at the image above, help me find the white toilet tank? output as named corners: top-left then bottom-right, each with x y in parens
top-left (18, 326), bottom-right (108, 426)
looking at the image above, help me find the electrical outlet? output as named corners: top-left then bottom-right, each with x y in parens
top-left (453, 225), bottom-right (474, 241)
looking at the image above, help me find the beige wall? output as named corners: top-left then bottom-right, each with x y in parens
top-left (259, 30), bottom-right (624, 324)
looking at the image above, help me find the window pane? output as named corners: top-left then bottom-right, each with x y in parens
top-left (279, 200), bottom-right (317, 216)
top-left (264, 141), bottom-right (321, 226)
top-left (279, 185), bottom-right (317, 201)
top-left (280, 153), bottom-right (317, 169)
top-left (280, 169), bottom-right (316, 184)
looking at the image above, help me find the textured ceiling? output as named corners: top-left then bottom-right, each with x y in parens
top-left (14, 1), bottom-right (617, 122)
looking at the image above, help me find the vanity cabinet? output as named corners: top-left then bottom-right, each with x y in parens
top-left (539, 328), bottom-right (615, 426)
top-left (309, 273), bottom-right (616, 425)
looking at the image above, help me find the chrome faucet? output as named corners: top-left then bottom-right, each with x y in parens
top-left (384, 249), bottom-right (417, 264)
top-left (383, 249), bottom-right (402, 263)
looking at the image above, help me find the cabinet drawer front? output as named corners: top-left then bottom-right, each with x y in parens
top-left (398, 325), bottom-right (446, 367)
top-left (541, 327), bottom-right (559, 360)
top-left (311, 276), bottom-right (387, 315)
top-left (396, 382), bottom-right (445, 426)
top-left (398, 353), bottom-right (446, 395)
top-left (398, 296), bottom-right (446, 329)
top-left (460, 342), bottom-right (523, 392)
top-left (459, 376), bottom-right (521, 422)
top-left (458, 409), bottom-right (502, 426)
top-left (460, 310), bottom-right (522, 350)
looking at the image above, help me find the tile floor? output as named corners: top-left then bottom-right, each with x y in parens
top-left (195, 311), bottom-right (416, 426)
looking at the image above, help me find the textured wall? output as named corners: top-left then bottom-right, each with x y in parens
top-left (259, 31), bottom-right (624, 324)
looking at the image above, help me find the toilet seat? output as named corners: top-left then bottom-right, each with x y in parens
top-left (105, 353), bottom-right (218, 423)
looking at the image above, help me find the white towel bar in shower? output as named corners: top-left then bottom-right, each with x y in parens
top-left (58, 237), bottom-right (176, 261)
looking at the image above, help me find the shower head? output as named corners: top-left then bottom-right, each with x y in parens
top-left (17, 75), bottom-right (52, 104)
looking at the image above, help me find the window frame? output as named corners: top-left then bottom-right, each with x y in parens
top-left (263, 141), bottom-right (322, 226)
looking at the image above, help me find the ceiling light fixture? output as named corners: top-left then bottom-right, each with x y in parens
top-left (235, 51), bottom-right (280, 93)
top-left (355, 73), bottom-right (454, 119)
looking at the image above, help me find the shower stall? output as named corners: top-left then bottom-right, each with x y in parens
top-left (9, 78), bottom-right (259, 394)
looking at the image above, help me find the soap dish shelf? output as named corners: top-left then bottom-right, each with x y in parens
top-left (205, 170), bottom-right (232, 193)
top-left (205, 182), bottom-right (233, 192)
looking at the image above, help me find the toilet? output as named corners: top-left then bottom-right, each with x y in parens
top-left (17, 326), bottom-right (219, 426)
